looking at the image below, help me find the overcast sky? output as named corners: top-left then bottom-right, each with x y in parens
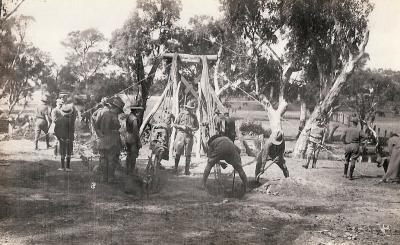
top-left (19, 0), bottom-right (400, 70)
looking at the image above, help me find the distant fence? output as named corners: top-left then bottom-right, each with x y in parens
top-left (331, 112), bottom-right (393, 145)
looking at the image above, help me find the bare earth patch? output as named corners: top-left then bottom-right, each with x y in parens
top-left (0, 139), bottom-right (399, 244)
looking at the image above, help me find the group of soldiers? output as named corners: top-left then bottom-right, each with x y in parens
top-left (301, 115), bottom-right (366, 180)
top-left (34, 91), bottom-right (398, 193)
top-left (34, 93), bottom-right (77, 171)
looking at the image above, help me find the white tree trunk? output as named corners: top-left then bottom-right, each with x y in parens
top-left (293, 30), bottom-right (369, 158)
top-left (213, 46), bottom-right (222, 95)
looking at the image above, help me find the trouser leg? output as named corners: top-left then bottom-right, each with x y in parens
top-left (303, 155), bottom-right (311, 169)
top-left (349, 160), bottom-right (356, 180)
top-left (234, 166), bottom-right (247, 192)
top-left (99, 151), bottom-right (108, 182)
top-left (276, 158), bottom-right (289, 178)
top-left (185, 156), bottom-right (191, 175)
top-left (126, 151), bottom-right (131, 175)
top-left (60, 156), bottom-right (65, 169)
top-left (311, 151), bottom-right (317, 168)
top-left (45, 133), bottom-right (50, 148)
top-left (343, 163), bottom-right (349, 177)
top-left (108, 151), bottom-right (118, 180)
top-left (202, 162), bottom-right (214, 188)
top-left (34, 128), bottom-right (40, 149)
top-left (175, 154), bottom-right (181, 172)
top-left (66, 157), bottom-right (71, 169)
top-left (254, 151), bottom-right (264, 180)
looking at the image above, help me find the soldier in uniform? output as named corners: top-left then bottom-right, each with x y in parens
top-left (214, 109), bottom-right (224, 135)
top-left (126, 103), bottom-right (144, 175)
top-left (51, 98), bottom-right (64, 123)
top-left (341, 116), bottom-right (365, 180)
top-left (173, 100), bottom-right (199, 175)
top-left (92, 98), bottom-right (111, 136)
top-left (96, 97), bottom-right (125, 183)
top-left (54, 103), bottom-right (76, 171)
top-left (223, 111), bottom-right (236, 142)
top-left (302, 116), bottom-right (326, 169)
top-left (255, 130), bottom-right (289, 181)
top-left (34, 93), bottom-right (51, 150)
top-left (201, 135), bottom-right (248, 192)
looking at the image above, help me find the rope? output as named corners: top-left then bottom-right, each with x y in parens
top-left (35, 60), bottom-right (174, 141)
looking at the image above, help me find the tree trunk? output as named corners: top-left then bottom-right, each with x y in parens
top-left (213, 46), bottom-right (222, 95)
top-left (296, 97), bottom-right (307, 139)
top-left (254, 55), bottom-right (260, 95)
top-left (293, 30), bottom-right (369, 158)
top-left (136, 53), bottom-right (161, 127)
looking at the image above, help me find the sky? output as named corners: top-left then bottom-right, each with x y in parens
top-left (18, 0), bottom-right (400, 70)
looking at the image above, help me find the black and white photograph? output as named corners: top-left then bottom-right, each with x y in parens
top-left (0, 0), bottom-right (399, 244)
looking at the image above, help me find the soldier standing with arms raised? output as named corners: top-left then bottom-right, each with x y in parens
top-left (173, 100), bottom-right (199, 175)
top-left (302, 116), bottom-right (326, 169)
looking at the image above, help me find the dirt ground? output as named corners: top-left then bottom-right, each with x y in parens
top-left (0, 134), bottom-right (399, 244)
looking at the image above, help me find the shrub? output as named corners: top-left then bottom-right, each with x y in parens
top-left (239, 121), bottom-right (271, 137)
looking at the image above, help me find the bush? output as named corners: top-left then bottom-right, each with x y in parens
top-left (239, 121), bottom-right (271, 137)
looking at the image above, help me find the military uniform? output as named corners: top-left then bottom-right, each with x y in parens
top-left (303, 119), bottom-right (326, 169)
top-left (202, 136), bottom-right (247, 191)
top-left (54, 104), bottom-right (76, 171)
top-left (96, 97), bottom-right (124, 182)
top-left (255, 130), bottom-right (289, 179)
top-left (125, 104), bottom-right (143, 174)
top-left (381, 134), bottom-right (400, 182)
top-left (213, 109), bottom-right (223, 135)
top-left (341, 117), bottom-right (365, 180)
top-left (173, 101), bottom-right (199, 175)
top-left (51, 99), bottom-right (64, 123)
top-left (34, 96), bottom-right (51, 150)
top-left (223, 113), bottom-right (236, 142)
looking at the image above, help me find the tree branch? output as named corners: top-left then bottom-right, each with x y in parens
top-left (3, 0), bottom-right (26, 20)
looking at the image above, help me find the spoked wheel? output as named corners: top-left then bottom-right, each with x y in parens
top-left (144, 154), bottom-right (161, 197)
top-left (213, 163), bottom-right (225, 195)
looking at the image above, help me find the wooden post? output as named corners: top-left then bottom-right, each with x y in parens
top-left (377, 128), bottom-right (381, 137)
top-left (168, 54), bottom-right (179, 165)
top-left (139, 82), bottom-right (172, 136)
top-left (195, 75), bottom-right (202, 160)
top-left (384, 130), bottom-right (387, 139)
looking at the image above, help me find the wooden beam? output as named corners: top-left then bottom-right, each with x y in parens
top-left (139, 81), bottom-right (172, 137)
top-left (181, 76), bottom-right (199, 100)
top-left (162, 53), bottom-right (218, 62)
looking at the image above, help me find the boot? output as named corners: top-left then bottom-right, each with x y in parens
top-left (343, 164), bottom-right (349, 178)
top-left (58, 157), bottom-right (65, 171)
top-left (46, 136), bottom-right (51, 149)
top-left (311, 159), bottom-right (317, 169)
top-left (174, 155), bottom-right (181, 174)
top-left (185, 158), bottom-right (191, 175)
top-left (349, 166), bottom-right (355, 180)
top-left (283, 168), bottom-right (289, 178)
top-left (65, 157), bottom-right (72, 172)
top-left (302, 159), bottom-right (310, 169)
